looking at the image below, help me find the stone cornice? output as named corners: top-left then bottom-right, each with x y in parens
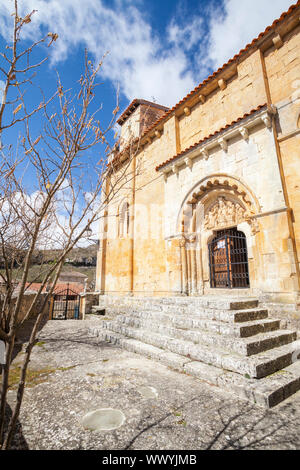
top-left (158, 105), bottom-right (276, 178)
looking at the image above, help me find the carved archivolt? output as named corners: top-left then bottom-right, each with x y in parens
top-left (185, 176), bottom-right (258, 210)
top-left (204, 196), bottom-right (258, 234)
top-left (179, 175), bottom-right (260, 235)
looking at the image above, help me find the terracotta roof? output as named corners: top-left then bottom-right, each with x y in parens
top-left (52, 283), bottom-right (85, 294)
top-left (23, 282), bottom-right (85, 294)
top-left (23, 282), bottom-right (47, 293)
top-left (117, 99), bottom-right (169, 125)
top-left (156, 104), bottom-right (268, 171)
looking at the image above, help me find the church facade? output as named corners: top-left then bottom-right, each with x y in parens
top-left (96, 3), bottom-right (300, 314)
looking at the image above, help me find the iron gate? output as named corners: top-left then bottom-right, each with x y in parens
top-left (51, 286), bottom-right (81, 320)
top-left (208, 228), bottom-right (250, 289)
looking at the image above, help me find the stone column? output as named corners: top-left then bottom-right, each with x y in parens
top-left (166, 237), bottom-right (183, 295)
top-left (180, 236), bottom-right (188, 295)
top-left (187, 243), bottom-right (191, 295)
top-left (196, 237), bottom-right (204, 295)
top-left (189, 235), bottom-right (197, 295)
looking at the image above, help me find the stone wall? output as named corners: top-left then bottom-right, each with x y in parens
top-left (11, 292), bottom-right (49, 323)
top-left (0, 292), bottom-right (50, 348)
top-left (80, 292), bottom-right (100, 316)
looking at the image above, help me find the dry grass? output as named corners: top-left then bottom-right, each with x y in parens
top-left (8, 365), bottom-right (76, 390)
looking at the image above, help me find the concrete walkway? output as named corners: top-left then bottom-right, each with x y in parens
top-left (6, 317), bottom-right (300, 450)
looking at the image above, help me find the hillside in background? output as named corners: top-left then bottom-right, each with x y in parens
top-left (0, 245), bottom-right (98, 288)
top-left (36, 244), bottom-right (98, 265)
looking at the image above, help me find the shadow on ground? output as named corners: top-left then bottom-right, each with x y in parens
top-left (124, 398), bottom-right (300, 450)
top-left (1, 402), bottom-right (29, 450)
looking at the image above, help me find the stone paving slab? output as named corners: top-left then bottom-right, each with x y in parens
top-left (5, 319), bottom-right (300, 450)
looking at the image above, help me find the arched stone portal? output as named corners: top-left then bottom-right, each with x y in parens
top-left (177, 175), bottom-right (261, 295)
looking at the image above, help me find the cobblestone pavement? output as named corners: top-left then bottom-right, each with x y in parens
top-left (6, 317), bottom-right (300, 450)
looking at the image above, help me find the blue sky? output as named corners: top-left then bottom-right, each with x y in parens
top-left (0, 0), bottom-right (294, 181)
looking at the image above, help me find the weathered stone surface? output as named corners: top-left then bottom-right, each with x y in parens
top-left (6, 319), bottom-right (300, 449)
top-left (116, 314), bottom-right (295, 356)
top-left (89, 295), bottom-right (300, 407)
top-left (91, 324), bottom-right (300, 408)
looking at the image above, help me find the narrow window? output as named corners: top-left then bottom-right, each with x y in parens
top-left (119, 202), bottom-right (129, 238)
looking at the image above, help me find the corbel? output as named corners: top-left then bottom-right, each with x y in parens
top-left (218, 137), bottom-right (228, 151)
top-left (272, 34), bottom-right (283, 49)
top-left (239, 126), bottom-right (249, 140)
top-left (201, 148), bottom-right (209, 160)
top-left (262, 114), bottom-right (272, 128)
top-left (185, 157), bottom-right (193, 170)
top-left (172, 164), bottom-right (179, 175)
top-left (218, 79), bottom-right (227, 91)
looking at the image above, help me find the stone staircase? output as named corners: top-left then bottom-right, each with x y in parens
top-left (88, 296), bottom-right (300, 408)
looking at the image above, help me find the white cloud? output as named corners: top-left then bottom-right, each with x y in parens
top-left (0, 0), bottom-right (294, 111)
top-left (207, 0), bottom-right (294, 69)
top-left (0, 0), bottom-right (195, 107)
top-left (167, 16), bottom-right (204, 51)
top-left (0, 181), bottom-right (99, 249)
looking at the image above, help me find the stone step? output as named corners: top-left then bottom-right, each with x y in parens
top-left (159, 303), bottom-right (262, 316)
top-left (99, 301), bottom-right (269, 323)
top-left (97, 296), bottom-right (259, 313)
top-left (202, 298), bottom-right (259, 311)
top-left (120, 310), bottom-right (278, 337)
top-left (110, 321), bottom-right (297, 365)
top-left (149, 297), bottom-right (259, 310)
top-left (185, 360), bottom-right (300, 409)
top-left (117, 315), bottom-right (294, 355)
top-left (91, 306), bottom-right (106, 315)
top-left (120, 306), bottom-right (269, 324)
top-left (91, 322), bottom-right (300, 379)
top-left (89, 327), bottom-right (300, 408)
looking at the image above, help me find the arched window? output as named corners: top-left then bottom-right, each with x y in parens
top-left (119, 201), bottom-right (130, 238)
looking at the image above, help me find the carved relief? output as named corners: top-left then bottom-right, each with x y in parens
top-left (179, 176), bottom-right (260, 238)
top-left (179, 236), bottom-right (187, 248)
top-left (204, 197), bottom-right (248, 231)
top-left (188, 234), bottom-right (197, 244)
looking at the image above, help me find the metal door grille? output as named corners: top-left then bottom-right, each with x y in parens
top-left (51, 285), bottom-right (81, 320)
top-left (208, 228), bottom-right (250, 289)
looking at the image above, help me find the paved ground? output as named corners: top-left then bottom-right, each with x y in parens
top-left (5, 317), bottom-right (300, 450)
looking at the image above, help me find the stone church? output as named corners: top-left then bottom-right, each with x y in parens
top-left (91, 2), bottom-right (300, 407)
top-left (96, 1), bottom-right (300, 310)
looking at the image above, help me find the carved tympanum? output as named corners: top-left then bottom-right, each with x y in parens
top-left (204, 197), bottom-right (247, 230)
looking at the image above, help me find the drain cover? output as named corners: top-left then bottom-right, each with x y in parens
top-left (81, 408), bottom-right (125, 431)
top-left (138, 386), bottom-right (158, 399)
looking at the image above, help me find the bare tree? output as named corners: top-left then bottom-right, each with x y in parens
top-left (0, 0), bottom-right (139, 449)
